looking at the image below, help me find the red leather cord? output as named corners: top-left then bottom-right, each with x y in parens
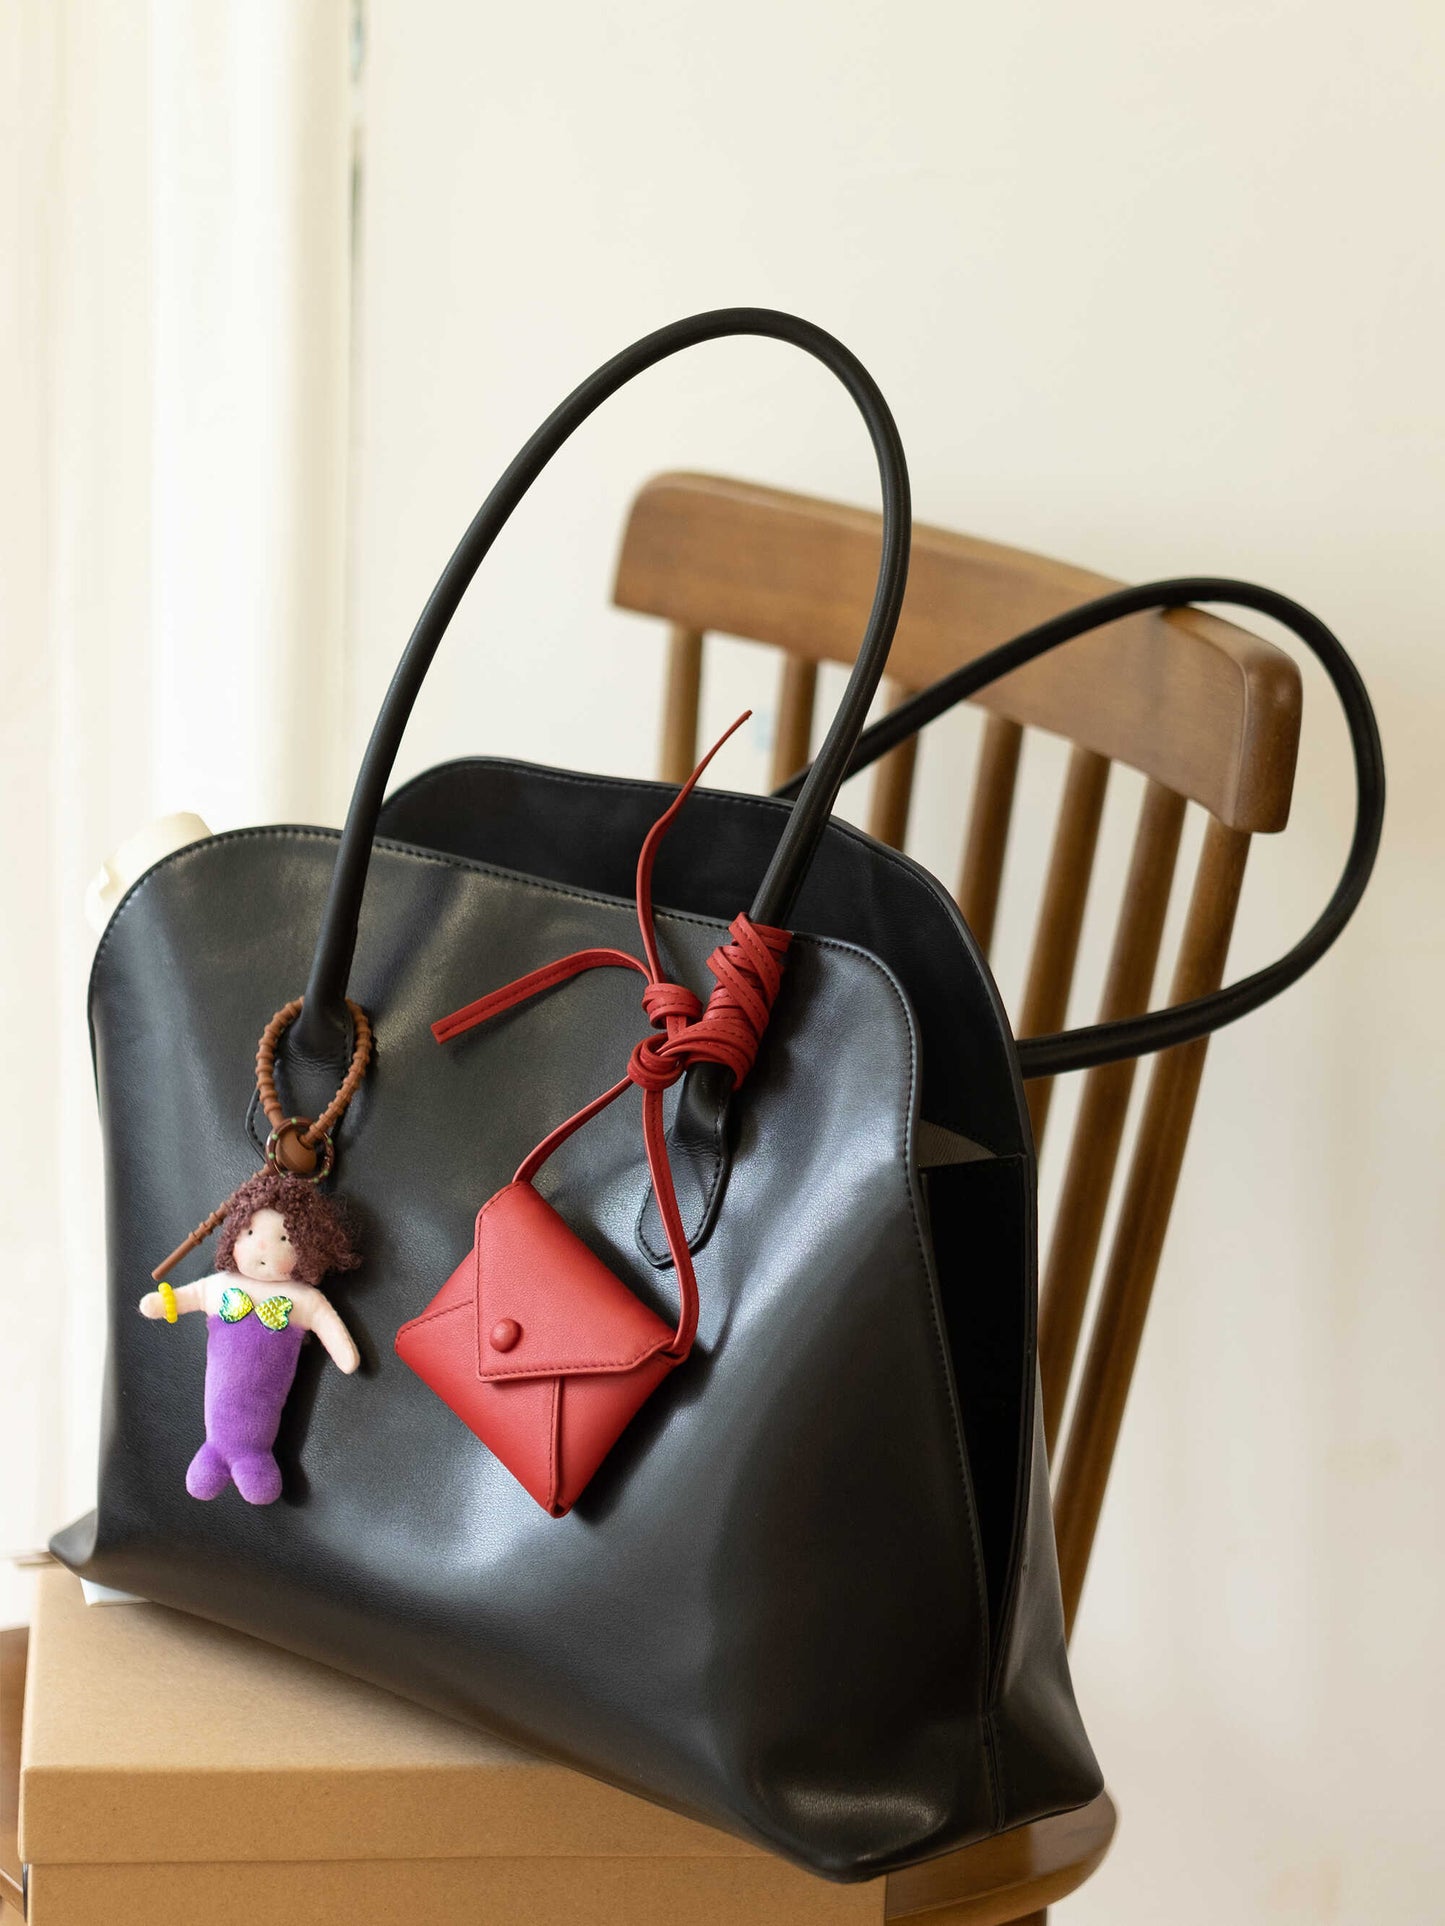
top-left (432, 713), bottom-right (791, 1361)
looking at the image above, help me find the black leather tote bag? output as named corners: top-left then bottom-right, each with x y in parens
top-left (51, 309), bottom-right (1383, 1881)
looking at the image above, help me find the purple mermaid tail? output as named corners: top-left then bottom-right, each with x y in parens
top-left (186, 1313), bottom-right (306, 1505)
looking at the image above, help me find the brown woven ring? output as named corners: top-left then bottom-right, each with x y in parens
top-left (255, 997), bottom-right (373, 1148)
top-left (265, 1116), bottom-right (337, 1183)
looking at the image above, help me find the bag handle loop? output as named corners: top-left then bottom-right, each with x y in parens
top-left (775, 578), bottom-right (1385, 1079)
top-left (292, 309), bottom-right (909, 1060)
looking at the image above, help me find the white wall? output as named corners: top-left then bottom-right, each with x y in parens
top-left (1, 2), bottom-right (155, 1627)
top-left (349, 3), bottom-right (1444, 1921)
top-left (0, 1), bottom-right (353, 1616)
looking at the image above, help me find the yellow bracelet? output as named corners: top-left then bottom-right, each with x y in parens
top-left (158, 1280), bottom-right (179, 1324)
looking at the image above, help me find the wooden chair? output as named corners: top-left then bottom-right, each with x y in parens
top-left (0, 481), bottom-right (1301, 1925)
top-left (614, 471), bottom-right (1304, 1924)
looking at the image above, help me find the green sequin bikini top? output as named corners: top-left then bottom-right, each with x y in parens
top-left (218, 1286), bottom-right (294, 1332)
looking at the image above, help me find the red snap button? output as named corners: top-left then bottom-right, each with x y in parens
top-left (490, 1318), bottom-right (521, 1353)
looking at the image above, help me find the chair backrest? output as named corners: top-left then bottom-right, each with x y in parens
top-left (614, 472), bottom-right (1303, 1636)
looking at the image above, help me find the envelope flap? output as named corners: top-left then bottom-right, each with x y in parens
top-left (473, 1181), bottom-right (675, 1382)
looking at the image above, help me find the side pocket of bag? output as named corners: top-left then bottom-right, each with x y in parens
top-left (920, 1152), bottom-right (1033, 1646)
top-left (923, 1148), bottom-right (1104, 1823)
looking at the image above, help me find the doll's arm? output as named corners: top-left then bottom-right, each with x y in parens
top-left (303, 1292), bottom-right (361, 1374)
top-left (138, 1280), bottom-right (210, 1319)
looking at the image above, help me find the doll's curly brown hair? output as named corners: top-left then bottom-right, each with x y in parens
top-left (215, 1169), bottom-right (361, 1287)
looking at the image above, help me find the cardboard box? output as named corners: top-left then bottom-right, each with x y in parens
top-left (18, 1568), bottom-right (880, 1925)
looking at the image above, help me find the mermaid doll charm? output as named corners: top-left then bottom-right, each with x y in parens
top-left (140, 1169), bottom-right (360, 1503)
top-left (141, 998), bottom-right (371, 1506)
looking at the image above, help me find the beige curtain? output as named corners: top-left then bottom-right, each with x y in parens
top-left (0, 0), bottom-right (356, 1623)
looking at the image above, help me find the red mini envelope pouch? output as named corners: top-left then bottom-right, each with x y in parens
top-left (395, 1180), bottom-right (679, 1517)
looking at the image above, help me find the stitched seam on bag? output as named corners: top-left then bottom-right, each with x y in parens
top-left (383, 758), bottom-right (959, 929)
top-left (478, 1351), bottom-right (665, 1376)
top-left (87, 825), bottom-right (342, 1013)
top-left (477, 1349), bottom-right (668, 1379)
top-left (91, 769), bottom-right (988, 1031)
top-left (395, 1299), bottom-right (470, 1335)
top-left (89, 821), bottom-right (788, 1028)
top-left (548, 1378), bottom-right (560, 1513)
top-left (90, 812), bottom-right (977, 1037)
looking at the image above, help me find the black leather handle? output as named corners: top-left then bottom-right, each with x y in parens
top-left (775, 578), bottom-right (1385, 1078)
top-left (293, 309), bottom-right (910, 1060)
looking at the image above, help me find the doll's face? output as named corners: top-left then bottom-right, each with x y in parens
top-left (230, 1207), bottom-right (300, 1285)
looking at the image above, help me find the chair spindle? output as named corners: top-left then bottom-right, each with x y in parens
top-left (770, 654), bottom-right (818, 793)
top-left (867, 679), bottom-right (920, 849)
top-left (1017, 747), bottom-right (1111, 1150)
top-left (956, 715), bottom-right (1024, 958)
top-left (1052, 817), bottom-right (1251, 1635)
top-left (1037, 782), bottom-right (1188, 1454)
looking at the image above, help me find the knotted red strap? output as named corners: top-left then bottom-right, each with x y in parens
top-left (432, 713), bottom-right (791, 1361)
